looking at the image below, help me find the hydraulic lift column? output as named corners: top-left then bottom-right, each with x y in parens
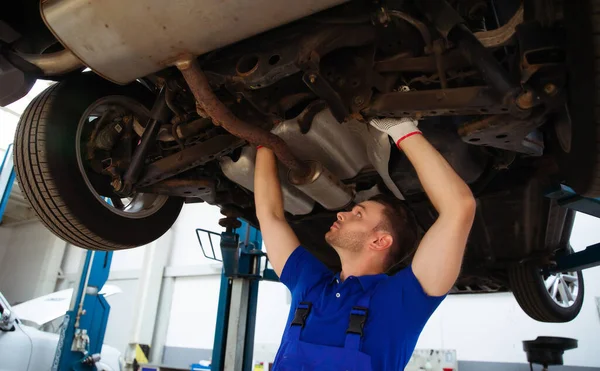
top-left (208, 215), bottom-right (277, 371)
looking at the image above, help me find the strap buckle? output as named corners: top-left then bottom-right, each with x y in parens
top-left (291, 301), bottom-right (312, 328)
top-left (346, 306), bottom-right (368, 336)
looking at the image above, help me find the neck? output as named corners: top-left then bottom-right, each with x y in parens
top-left (338, 252), bottom-right (384, 281)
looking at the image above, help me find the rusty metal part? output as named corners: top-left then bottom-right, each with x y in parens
top-left (458, 114), bottom-right (547, 156)
top-left (473, 4), bottom-right (524, 47)
top-left (205, 25), bottom-right (375, 91)
top-left (515, 91), bottom-right (535, 110)
top-left (175, 57), bottom-right (312, 178)
top-left (133, 118), bottom-right (174, 142)
top-left (138, 178), bottom-right (216, 199)
top-left (374, 49), bottom-right (469, 72)
top-left (303, 71), bottom-right (348, 122)
top-left (449, 24), bottom-right (519, 100)
top-left (365, 86), bottom-right (509, 117)
top-left (297, 100), bottom-right (329, 133)
top-left (137, 134), bottom-right (244, 187)
top-left (318, 45), bottom-right (376, 116)
top-left (544, 83), bottom-right (557, 96)
top-left (388, 10), bottom-right (433, 53)
top-left (433, 39), bottom-right (448, 89)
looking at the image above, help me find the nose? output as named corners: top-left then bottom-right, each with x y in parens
top-left (336, 211), bottom-right (344, 221)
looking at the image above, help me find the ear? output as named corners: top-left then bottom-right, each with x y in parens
top-left (369, 231), bottom-right (393, 252)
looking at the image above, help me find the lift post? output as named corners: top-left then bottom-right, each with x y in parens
top-left (196, 217), bottom-right (279, 371)
top-left (53, 250), bottom-right (113, 371)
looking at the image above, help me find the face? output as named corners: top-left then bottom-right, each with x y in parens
top-left (325, 201), bottom-right (389, 254)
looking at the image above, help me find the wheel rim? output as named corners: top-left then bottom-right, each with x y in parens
top-left (75, 96), bottom-right (169, 219)
top-left (543, 270), bottom-right (580, 308)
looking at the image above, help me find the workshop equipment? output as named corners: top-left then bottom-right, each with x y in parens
top-left (196, 211), bottom-right (278, 371)
top-left (0, 144), bottom-right (15, 224)
top-left (523, 336), bottom-right (578, 371)
top-left (52, 250), bottom-right (113, 371)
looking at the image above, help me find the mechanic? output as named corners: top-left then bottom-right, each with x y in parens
top-left (254, 117), bottom-right (476, 370)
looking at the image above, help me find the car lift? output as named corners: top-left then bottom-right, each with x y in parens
top-left (52, 250), bottom-right (113, 371)
top-left (196, 211), bottom-right (278, 371)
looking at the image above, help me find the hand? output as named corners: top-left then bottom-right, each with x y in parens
top-left (370, 117), bottom-right (421, 148)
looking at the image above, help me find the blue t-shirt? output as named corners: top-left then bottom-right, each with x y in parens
top-left (276, 246), bottom-right (445, 370)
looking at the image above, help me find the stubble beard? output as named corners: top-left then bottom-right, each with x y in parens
top-left (325, 229), bottom-right (367, 254)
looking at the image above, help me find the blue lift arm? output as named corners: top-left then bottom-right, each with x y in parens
top-left (546, 184), bottom-right (600, 273)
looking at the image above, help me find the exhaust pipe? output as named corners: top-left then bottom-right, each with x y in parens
top-left (174, 57), bottom-right (312, 179)
top-left (17, 49), bottom-right (83, 76)
top-left (176, 56), bottom-right (355, 209)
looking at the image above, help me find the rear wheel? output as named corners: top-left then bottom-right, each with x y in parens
top-left (509, 247), bottom-right (584, 323)
top-left (14, 74), bottom-right (183, 250)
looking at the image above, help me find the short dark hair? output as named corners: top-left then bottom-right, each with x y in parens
top-left (369, 194), bottom-right (419, 273)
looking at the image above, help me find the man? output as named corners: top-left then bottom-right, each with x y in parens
top-left (254, 117), bottom-right (476, 370)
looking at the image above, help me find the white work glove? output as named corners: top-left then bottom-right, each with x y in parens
top-left (370, 117), bottom-right (421, 148)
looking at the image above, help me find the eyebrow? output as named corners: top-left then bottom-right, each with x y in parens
top-left (354, 204), bottom-right (367, 214)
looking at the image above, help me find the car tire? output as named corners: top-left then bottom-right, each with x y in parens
top-left (556, 0), bottom-right (600, 197)
top-left (14, 74), bottom-right (184, 250)
top-left (508, 248), bottom-right (584, 323)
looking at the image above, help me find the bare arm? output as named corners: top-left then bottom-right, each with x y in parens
top-left (400, 134), bottom-right (476, 296)
top-left (254, 147), bottom-right (300, 277)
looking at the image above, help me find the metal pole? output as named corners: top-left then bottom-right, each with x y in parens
top-left (224, 279), bottom-right (251, 370)
top-left (211, 273), bottom-right (232, 371)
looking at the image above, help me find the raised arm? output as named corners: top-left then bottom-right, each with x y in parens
top-left (254, 147), bottom-right (300, 276)
top-left (371, 118), bottom-right (476, 296)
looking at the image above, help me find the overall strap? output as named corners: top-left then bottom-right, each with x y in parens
top-left (344, 290), bottom-right (374, 350)
top-left (288, 301), bottom-right (312, 340)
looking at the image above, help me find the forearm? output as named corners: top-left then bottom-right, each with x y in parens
top-left (254, 147), bottom-right (285, 221)
top-left (399, 134), bottom-right (475, 215)
top-left (254, 147), bottom-right (300, 276)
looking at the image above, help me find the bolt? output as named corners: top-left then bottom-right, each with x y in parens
top-left (353, 96), bottom-right (365, 106)
top-left (111, 178), bottom-right (122, 191)
top-left (544, 83), bottom-right (557, 96)
top-left (308, 74), bottom-right (317, 84)
top-left (516, 90), bottom-right (534, 110)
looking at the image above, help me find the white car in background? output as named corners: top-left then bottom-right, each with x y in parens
top-left (0, 287), bottom-right (122, 371)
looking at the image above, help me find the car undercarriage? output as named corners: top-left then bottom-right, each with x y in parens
top-left (1, 0), bottom-right (594, 321)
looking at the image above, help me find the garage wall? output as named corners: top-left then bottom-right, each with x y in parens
top-left (0, 222), bottom-right (66, 303)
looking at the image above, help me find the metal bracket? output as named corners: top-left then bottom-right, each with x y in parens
top-left (544, 184), bottom-right (600, 273)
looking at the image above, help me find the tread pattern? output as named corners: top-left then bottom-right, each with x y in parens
top-left (509, 262), bottom-right (584, 323)
top-left (13, 82), bottom-right (176, 250)
top-left (15, 83), bottom-right (121, 250)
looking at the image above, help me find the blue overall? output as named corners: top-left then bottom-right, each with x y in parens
top-left (274, 287), bottom-right (377, 370)
top-left (272, 246), bottom-right (446, 371)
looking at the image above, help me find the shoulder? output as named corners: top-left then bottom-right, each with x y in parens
top-left (373, 265), bottom-right (446, 302)
top-left (280, 246), bottom-right (333, 292)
